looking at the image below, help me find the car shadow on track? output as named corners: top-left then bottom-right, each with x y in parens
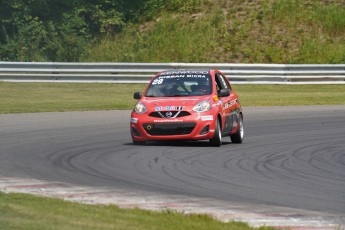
top-left (125, 140), bottom-right (233, 147)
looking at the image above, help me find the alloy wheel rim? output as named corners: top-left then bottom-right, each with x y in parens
top-left (239, 119), bottom-right (244, 139)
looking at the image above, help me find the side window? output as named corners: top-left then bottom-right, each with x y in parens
top-left (215, 73), bottom-right (230, 90)
top-left (215, 73), bottom-right (223, 92)
top-left (220, 74), bottom-right (232, 91)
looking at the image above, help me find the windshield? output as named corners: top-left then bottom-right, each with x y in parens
top-left (145, 71), bottom-right (212, 97)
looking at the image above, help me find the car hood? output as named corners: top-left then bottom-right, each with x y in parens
top-left (140, 95), bottom-right (212, 110)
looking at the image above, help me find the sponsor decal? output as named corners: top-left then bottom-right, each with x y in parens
top-left (223, 99), bottom-right (238, 109)
top-left (155, 72), bottom-right (210, 80)
top-left (155, 106), bottom-right (163, 111)
top-left (201, 115), bottom-right (213, 121)
top-left (157, 74), bottom-right (207, 79)
top-left (130, 118), bottom-right (138, 123)
top-left (155, 106), bottom-right (184, 111)
top-left (154, 119), bottom-right (183, 123)
top-left (159, 70), bottom-right (209, 76)
top-left (165, 106), bottom-right (184, 111)
top-left (185, 75), bottom-right (207, 78)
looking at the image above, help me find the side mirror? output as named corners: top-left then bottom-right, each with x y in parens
top-left (218, 89), bottom-right (230, 97)
top-left (133, 92), bottom-right (142, 99)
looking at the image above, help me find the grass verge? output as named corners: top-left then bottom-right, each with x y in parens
top-left (0, 192), bottom-right (273, 230)
top-left (0, 82), bottom-right (144, 114)
top-left (234, 84), bottom-right (345, 106)
top-left (82, 0), bottom-right (345, 64)
top-left (1, 82), bottom-right (345, 114)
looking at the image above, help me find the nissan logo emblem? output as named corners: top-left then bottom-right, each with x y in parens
top-left (166, 112), bottom-right (173, 117)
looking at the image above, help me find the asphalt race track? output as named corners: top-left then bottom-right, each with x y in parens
top-left (1, 106), bottom-right (345, 224)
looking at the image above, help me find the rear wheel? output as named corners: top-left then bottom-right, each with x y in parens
top-left (230, 115), bottom-right (244, 143)
top-left (210, 119), bottom-right (222, 147)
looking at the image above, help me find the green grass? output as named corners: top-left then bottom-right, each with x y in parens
top-left (0, 192), bottom-right (273, 230)
top-left (0, 82), bottom-right (144, 114)
top-left (270, 0), bottom-right (345, 63)
top-left (81, 0), bottom-right (345, 64)
top-left (233, 84), bottom-right (345, 106)
top-left (1, 82), bottom-right (345, 114)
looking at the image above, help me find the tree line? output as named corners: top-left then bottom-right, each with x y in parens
top-left (0, 0), bottom-right (196, 61)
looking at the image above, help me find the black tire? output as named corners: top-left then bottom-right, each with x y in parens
top-left (210, 119), bottom-right (222, 147)
top-left (230, 115), bottom-right (244, 143)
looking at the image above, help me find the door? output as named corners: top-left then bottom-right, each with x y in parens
top-left (215, 72), bottom-right (237, 135)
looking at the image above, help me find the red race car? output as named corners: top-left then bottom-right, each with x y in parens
top-left (130, 69), bottom-right (244, 146)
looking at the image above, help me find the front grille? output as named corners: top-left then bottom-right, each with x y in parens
top-left (149, 111), bottom-right (191, 118)
top-left (143, 122), bottom-right (196, 136)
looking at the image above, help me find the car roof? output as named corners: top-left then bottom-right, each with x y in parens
top-left (157, 69), bottom-right (212, 76)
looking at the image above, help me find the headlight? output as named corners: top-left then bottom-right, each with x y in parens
top-left (134, 102), bottom-right (147, 114)
top-left (193, 100), bottom-right (211, 112)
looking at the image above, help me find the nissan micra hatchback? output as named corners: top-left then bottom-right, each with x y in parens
top-left (130, 69), bottom-right (244, 146)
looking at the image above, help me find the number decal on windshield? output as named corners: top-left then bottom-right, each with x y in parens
top-left (152, 78), bottom-right (164, 85)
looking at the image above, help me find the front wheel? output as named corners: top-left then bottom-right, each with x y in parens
top-left (210, 119), bottom-right (222, 147)
top-left (230, 115), bottom-right (244, 143)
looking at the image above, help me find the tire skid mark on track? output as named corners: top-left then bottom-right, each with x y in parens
top-left (1, 107), bottom-right (345, 229)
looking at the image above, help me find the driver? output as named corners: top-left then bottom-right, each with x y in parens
top-left (163, 81), bottom-right (180, 96)
top-left (192, 79), bottom-right (211, 94)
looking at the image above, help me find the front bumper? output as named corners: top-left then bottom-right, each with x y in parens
top-left (130, 111), bottom-right (217, 142)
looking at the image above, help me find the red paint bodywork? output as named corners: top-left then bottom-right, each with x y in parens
top-left (130, 69), bottom-right (242, 143)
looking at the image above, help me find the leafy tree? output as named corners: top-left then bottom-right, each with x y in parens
top-left (0, 1), bottom-right (47, 61)
top-left (0, 0), bottom-right (190, 61)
